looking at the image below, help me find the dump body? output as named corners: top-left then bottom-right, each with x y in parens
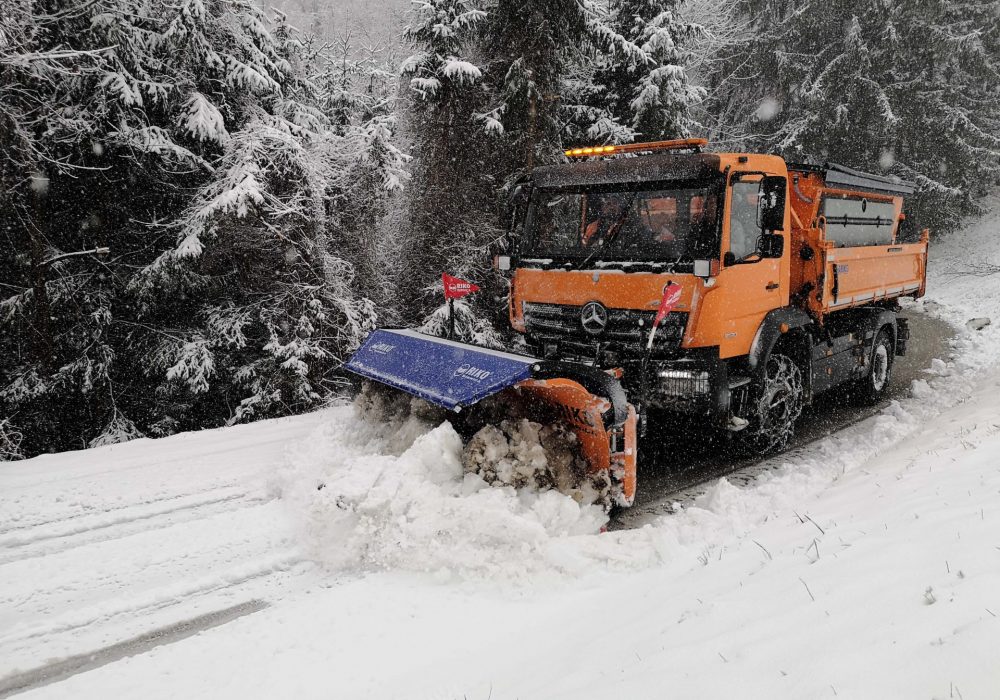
top-left (787, 163), bottom-right (928, 319)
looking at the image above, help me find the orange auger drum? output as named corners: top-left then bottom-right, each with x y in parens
top-left (511, 377), bottom-right (637, 505)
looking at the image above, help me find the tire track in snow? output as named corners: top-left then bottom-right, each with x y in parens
top-left (611, 400), bottom-right (892, 529)
top-left (0, 502), bottom-right (292, 620)
top-left (0, 490), bottom-right (270, 566)
top-left (0, 497), bottom-right (308, 685)
top-left (0, 552), bottom-right (301, 664)
top-left (612, 312), bottom-right (954, 529)
top-left (0, 481), bottom-right (248, 535)
top-left (0, 411), bottom-right (329, 691)
top-left (0, 599), bottom-right (270, 699)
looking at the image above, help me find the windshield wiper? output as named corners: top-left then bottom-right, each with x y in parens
top-left (590, 259), bottom-right (691, 273)
top-left (578, 191), bottom-right (639, 269)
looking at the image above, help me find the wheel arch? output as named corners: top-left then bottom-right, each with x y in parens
top-left (749, 308), bottom-right (814, 374)
top-left (853, 309), bottom-right (898, 404)
top-left (854, 307), bottom-right (898, 355)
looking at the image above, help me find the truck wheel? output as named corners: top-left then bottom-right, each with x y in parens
top-left (744, 353), bottom-right (804, 455)
top-left (856, 329), bottom-right (894, 404)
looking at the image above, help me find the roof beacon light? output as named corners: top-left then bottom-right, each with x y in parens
top-left (564, 138), bottom-right (707, 159)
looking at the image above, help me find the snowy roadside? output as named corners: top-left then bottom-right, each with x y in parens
top-left (16, 366), bottom-right (1000, 699)
top-left (4, 197), bottom-right (1000, 699)
top-left (0, 412), bottom-right (331, 689)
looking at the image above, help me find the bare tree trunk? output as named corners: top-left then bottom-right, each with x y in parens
top-left (28, 194), bottom-right (53, 371)
top-left (525, 89), bottom-right (537, 171)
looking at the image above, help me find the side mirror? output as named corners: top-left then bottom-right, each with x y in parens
top-left (760, 233), bottom-right (784, 259)
top-left (757, 176), bottom-right (786, 232)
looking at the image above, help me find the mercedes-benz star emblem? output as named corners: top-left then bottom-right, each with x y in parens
top-left (580, 301), bottom-right (608, 335)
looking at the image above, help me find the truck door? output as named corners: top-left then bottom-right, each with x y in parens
top-left (714, 173), bottom-right (786, 358)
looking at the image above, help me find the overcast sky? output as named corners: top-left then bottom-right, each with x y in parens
top-left (269, 0), bottom-right (409, 42)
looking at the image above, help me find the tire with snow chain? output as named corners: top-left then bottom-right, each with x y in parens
top-left (742, 352), bottom-right (804, 455)
top-left (855, 328), bottom-right (894, 405)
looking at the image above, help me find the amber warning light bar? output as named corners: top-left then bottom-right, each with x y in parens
top-left (564, 138), bottom-right (708, 159)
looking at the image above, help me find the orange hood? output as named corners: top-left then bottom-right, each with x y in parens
top-left (509, 267), bottom-right (707, 337)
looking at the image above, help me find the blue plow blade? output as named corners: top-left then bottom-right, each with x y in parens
top-left (343, 329), bottom-right (539, 412)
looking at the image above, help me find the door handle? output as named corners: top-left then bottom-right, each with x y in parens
top-left (765, 282), bottom-right (779, 291)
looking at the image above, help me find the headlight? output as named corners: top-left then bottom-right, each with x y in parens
top-left (657, 369), bottom-right (710, 395)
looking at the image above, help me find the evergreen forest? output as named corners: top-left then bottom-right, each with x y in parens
top-left (2, 0), bottom-right (998, 457)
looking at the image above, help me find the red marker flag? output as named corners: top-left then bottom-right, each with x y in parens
top-left (647, 282), bottom-right (683, 349)
top-left (442, 273), bottom-right (480, 300)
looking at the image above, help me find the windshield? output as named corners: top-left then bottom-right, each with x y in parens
top-left (522, 182), bottom-right (722, 264)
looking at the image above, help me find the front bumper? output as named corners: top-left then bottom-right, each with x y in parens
top-left (624, 348), bottom-right (730, 422)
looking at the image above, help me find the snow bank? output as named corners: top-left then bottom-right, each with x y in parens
top-left (920, 191), bottom-right (1000, 365)
top-left (276, 408), bottom-right (611, 579)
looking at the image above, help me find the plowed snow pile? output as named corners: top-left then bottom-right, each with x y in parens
top-left (275, 404), bottom-right (614, 578)
top-left (463, 418), bottom-right (610, 506)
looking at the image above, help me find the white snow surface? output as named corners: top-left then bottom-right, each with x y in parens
top-left (3, 195), bottom-right (1000, 698)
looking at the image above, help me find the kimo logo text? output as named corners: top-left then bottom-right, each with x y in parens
top-left (454, 363), bottom-right (492, 382)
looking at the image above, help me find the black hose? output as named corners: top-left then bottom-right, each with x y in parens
top-left (529, 361), bottom-right (630, 430)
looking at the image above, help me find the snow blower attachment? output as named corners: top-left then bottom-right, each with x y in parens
top-left (345, 329), bottom-right (638, 508)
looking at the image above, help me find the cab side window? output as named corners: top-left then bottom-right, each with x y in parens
top-left (729, 181), bottom-right (762, 260)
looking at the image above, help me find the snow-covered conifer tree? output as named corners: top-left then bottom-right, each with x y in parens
top-left (0, 1), bottom-right (376, 453)
top-left (126, 2), bottom-right (374, 430)
top-left (308, 32), bottom-right (409, 310)
top-left (396, 0), bottom-right (498, 322)
top-left (480, 0), bottom-right (646, 168)
top-left (599, 0), bottom-right (706, 140)
top-left (707, 0), bottom-right (1000, 233)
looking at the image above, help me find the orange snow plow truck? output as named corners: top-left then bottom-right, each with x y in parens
top-left (345, 139), bottom-right (928, 509)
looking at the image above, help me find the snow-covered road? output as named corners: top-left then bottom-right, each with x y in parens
top-left (3, 197), bottom-right (1000, 699)
top-left (0, 412), bottom-right (329, 696)
top-left (6, 361), bottom-right (1000, 699)
top-left (615, 310), bottom-right (955, 528)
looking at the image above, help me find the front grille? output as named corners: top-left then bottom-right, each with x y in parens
top-left (523, 301), bottom-right (687, 354)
